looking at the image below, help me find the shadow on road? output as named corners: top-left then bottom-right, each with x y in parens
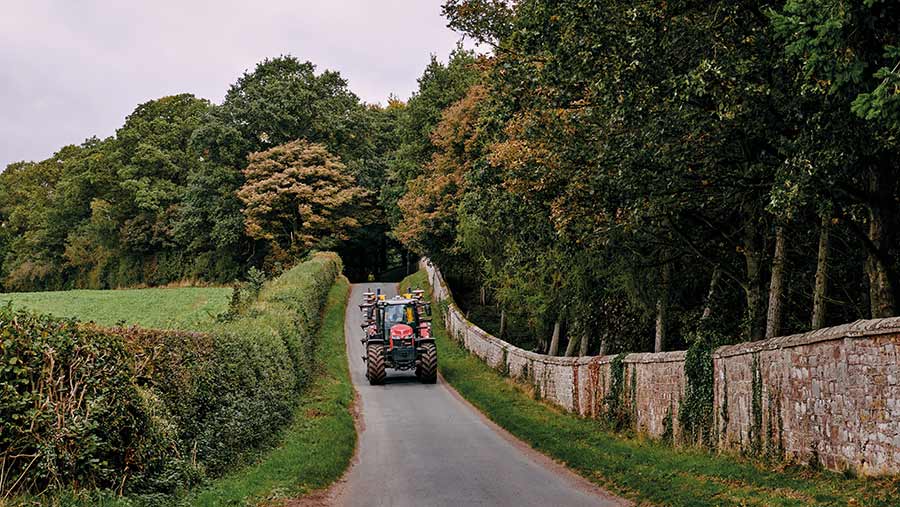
top-left (379, 373), bottom-right (436, 386)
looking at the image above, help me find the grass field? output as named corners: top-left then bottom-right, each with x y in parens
top-left (401, 269), bottom-right (900, 507)
top-left (0, 287), bottom-right (230, 329)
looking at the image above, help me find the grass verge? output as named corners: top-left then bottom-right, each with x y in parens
top-left (187, 275), bottom-right (354, 506)
top-left (401, 269), bottom-right (900, 507)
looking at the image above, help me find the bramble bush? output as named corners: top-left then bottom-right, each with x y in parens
top-left (0, 252), bottom-right (342, 498)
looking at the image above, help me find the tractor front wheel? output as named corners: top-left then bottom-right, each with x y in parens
top-left (416, 342), bottom-right (437, 384)
top-left (367, 343), bottom-right (386, 385)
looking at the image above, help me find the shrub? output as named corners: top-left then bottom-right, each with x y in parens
top-left (0, 311), bottom-right (193, 495)
top-left (0, 252), bottom-right (343, 498)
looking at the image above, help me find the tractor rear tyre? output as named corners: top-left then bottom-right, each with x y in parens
top-left (367, 343), bottom-right (386, 385)
top-left (416, 342), bottom-right (437, 384)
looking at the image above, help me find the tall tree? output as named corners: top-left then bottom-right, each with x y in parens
top-left (238, 140), bottom-right (371, 264)
top-left (115, 94), bottom-right (211, 255)
top-left (395, 85), bottom-right (487, 262)
top-left (0, 159), bottom-right (64, 289)
top-left (192, 56), bottom-right (367, 170)
top-left (774, 0), bottom-right (900, 318)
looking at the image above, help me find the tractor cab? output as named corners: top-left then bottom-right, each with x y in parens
top-left (379, 299), bottom-right (422, 367)
top-left (382, 301), bottom-right (418, 335)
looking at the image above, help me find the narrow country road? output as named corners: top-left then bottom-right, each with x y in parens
top-left (336, 283), bottom-right (627, 507)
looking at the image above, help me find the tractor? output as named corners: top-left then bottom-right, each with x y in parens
top-left (360, 288), bottom-right (437, 385)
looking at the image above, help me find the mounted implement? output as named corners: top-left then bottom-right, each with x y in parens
top-left (360, 288), bottom-right (436, 385)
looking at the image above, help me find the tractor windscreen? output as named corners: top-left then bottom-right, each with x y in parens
top-left (384, 304), bottom-right (414, 328)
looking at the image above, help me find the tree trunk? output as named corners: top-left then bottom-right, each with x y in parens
top-left (765, 226), bottom-right (787, 339)
top-left (598, 333), bottom-right (609, 356)
top-left (654, 262), bottom-right (671, 353)
top-left (865, 167), bottom-right (896, 318)
top-left (564, 331), bottom-right (579, 357)
top-left (700, 265), bottom-right (721, 323)
top-left (811, 217), bottom-right (830, 330)
top-left (480, 286), bottom-right (486, 306)
top-left (499, 308), bottom-right (506, 338)
top-left (866, 224), bottom-right (895, 318)
top-left (548, 320), bottom-right (562, 356)
top-left (744, 227), bottom-right (766, 341)
top-left (579, 329), bottom-right (590, 356)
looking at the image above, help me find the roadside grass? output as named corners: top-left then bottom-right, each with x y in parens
top-left (187, 276), bottom-right (355, 506)
top-left (0, 287), bottom-right (230, 329)
top-left (401, 269), bottom-right (900, 507)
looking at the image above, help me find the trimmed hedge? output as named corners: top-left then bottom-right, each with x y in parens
top-left (0, 252), bottom-right (342, 497)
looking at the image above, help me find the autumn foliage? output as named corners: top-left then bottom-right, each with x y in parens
top-left (238, 140), bottom-right (371, 262)
top-left (396, 85), bottom-right (486, 256)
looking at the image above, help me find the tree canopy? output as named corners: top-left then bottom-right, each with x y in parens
top-left (386, 0), bottom-right (900, 356)
top-left (239, 140), bottom-right (371, 263)
top-left (0, 55), bottom-right (400, 290)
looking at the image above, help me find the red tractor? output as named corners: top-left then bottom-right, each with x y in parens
top-left (360, 289), bottom-right (436, 385)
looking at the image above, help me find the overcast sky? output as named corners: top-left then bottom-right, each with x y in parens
top-left (0, 1), bottom-right (467, 169)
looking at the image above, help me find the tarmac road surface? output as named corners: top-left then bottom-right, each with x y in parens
top-left (335, 283), bottom-right (628, 507)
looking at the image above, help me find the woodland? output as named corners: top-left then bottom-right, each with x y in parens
top-left (2, 0), bottom-right (899, 355)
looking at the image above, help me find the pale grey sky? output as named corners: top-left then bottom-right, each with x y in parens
top-left (0, 0), bottom-right (465, 168)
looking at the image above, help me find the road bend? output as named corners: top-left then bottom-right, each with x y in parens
top-left (336, 283), bottom-right (627, 507)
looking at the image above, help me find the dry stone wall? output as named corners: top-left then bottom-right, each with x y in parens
top-left (424, 259), bottom-right (900, 475)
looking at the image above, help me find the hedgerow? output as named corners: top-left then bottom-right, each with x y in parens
top-left (0, 252), bottom-right (342, 498)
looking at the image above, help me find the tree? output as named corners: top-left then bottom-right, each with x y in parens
top-left (395, 85), bottom-right (487, 261)
top-left (0, 159), bottom-right (64, 289)
top-left (443, 0), bottom-right (798, 343)
top-left (238, 140), bottom-right (371, 263)
top-left (191, 55), bottom-right (400, 279)
top-left (382, 48), bottom-right (480, 228)
top-left (171, 161), bottom-right (246, 281)
top-left (115, 94), bottom-right (211, 254)
top-left (774, 0), bottom-right (900, 318)
top-left (0, 55), bottom-right (400, 290)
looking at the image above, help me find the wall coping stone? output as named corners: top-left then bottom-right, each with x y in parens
top-left (713, 317), bottom-right (900, 359)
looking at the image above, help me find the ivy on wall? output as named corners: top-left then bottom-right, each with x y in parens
top-left (750, 353), bottom-right (764, 455)
top-left (678, 333), bottom-right (721, 447)
top-left (606, 352), bottom-right (631, 430)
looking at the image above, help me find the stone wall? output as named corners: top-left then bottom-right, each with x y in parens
top-left (715, 322), bottom-right (900, 475)
top-left (426, 260), bottom-right (684, 444)
top-left (424, 259), bottom-right (900, 475)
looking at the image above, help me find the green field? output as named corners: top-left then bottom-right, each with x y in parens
top-left (0, 287), bottom-right (231, 329)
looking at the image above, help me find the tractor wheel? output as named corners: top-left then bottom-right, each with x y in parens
top-left (416, 342), bottom-right (437, 384)
top-left (366, 343), bottom-right (386, 385)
